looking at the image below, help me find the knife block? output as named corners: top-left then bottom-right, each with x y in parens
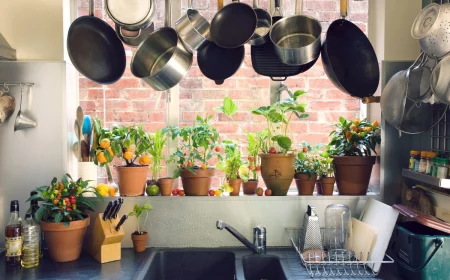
top-left (87, 213), bottom-right (124, 263)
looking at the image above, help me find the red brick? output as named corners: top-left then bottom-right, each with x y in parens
top-left (107, 112), bottom-right (149, 123)
top-left (284, 78), bottom-right (306, 89)
top-left (287, 123), bottom-right (308, 132)
top-left (105, 100), bottom-right (131, 111)
top-left (228, 90), bottom-right (257, 100)
top-left (296, 133), bottom-right (330, 144)
top-left (193, 90), bottom-right (227, 100)
top-left (180, 79), bottom-right (202, 89)
top-left (321, 112), bottom-right (358, 123)
top-left (179, 89), bottom-right (193, 99)
top-left (108, 78), bottom-right (140, 89)
top-left (308, 123), bottom-right (335, 133)
top-left (344, 100), bottom-right (360, 111)
top-left (149, 112), bottom-right (166, 122)
top-left (180, 100), bottom-right (203, 111)
top-left (309, 78), bottom-right (337, 90)
top-left (211, 123), bottom-right (239, 133)
top-left (105, 89), bottom-right (121, 99)
top-left (325, 89), bottom-right (353, 100)
top-left (124, 89), bottom-right (151, 99)
top-left (81, 101), bottom-right (97, 111)
top-left (203, 78), bottom-right (236, 88)
top-left (142, 123), bottom-right (167, 132)
top-left (132, 100), bottom-right (165, 111)
top-left (247, 79), bottom-right (271, 88)
top-left (309, 101), bottom-right (341, 111)
top-left (203, 100), bottom-right (224, 111)
top-left (88, 89), bottom-right (103, 99)
top-left (79, 78), bottom-right (102, 88)
top-left (350, 13), bottom-right (368, 22)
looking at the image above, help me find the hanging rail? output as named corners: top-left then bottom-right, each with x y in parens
top-left (0, 83), bottom-right (34, 93)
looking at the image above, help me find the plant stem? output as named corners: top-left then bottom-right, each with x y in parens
top-left (143, 210), bottom-right (148, 234)
top-left (285, 112), bottom-right (294, 136)
top-left (105, 163), bottom-right (113, 184)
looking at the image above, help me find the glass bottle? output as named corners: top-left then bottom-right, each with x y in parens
top-left (21, 214), bottom-right (40, 268)
top-left (29, 191), bottom-right (43, 258)
top-left (418, 151), bottom-right (428, 173)
top-left (5, 200), bottom-right (22, 265)
top-left (426, 152), bottom-right (438, 175)
top-left (409, 150), bottom-right (420, 170)
top-left (324, 204), bottom-right (353, 260)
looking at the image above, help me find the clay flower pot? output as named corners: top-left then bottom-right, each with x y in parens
top-left (294, 173), bottom-right (316, 195)
top-left (40, 217), bottom-right (90, 262)
top-left (131, 232), bottom-right (148, 253)
top-left (116, 165), bottom-right (148, 196)
top-left (243, 180), bottom-right (258, 195)
top-left (180, 168), bottom-right (215, 196)
top-left (259, 153), bottom-right (295, 196)
top-left (228, 178), bottom-right (242, 196)
top-left (319, 177), bottom-right (335, 195)
top-left (158, 178), bottom-right (174, 196)
top-left (333, 156), bottom-right (376, 195)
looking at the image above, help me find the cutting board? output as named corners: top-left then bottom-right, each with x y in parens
top-left (351, 218), bottom-right (376, 261)
top-left (360, 198), bottom-right (399, 273)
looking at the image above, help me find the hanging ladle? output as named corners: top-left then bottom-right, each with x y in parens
top-left (14, 86), bottom-right (37, 132)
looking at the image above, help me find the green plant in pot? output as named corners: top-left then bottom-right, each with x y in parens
top-left (294, 143), bottom-right (320, 195)
top-left (92, 120), bottom-right (152, 196)
top-left (216, 140), bottom-right (249, 196)
top-left (328, 117), bottom-right (380, 195)
top-left (167, 115), bottom-right (220, 196)
top-left (147, 129), bottom-right (173, 196)
top-left (27, 174), bottom-right (101, 262)
top-left (317, 150), bottom-right (335, 196)
top-left (129, 203), bottom-right (153, 252)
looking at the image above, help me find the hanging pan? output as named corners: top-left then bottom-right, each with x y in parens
top-left (321, 0), bottom-right (379, 98)
top-left (431, 55), bottom-right (450, 104)
top-left (247, 0), bottom-right (272, 46)
top-left (67, 0), bottom-right (126, 85)
top-left (175, 0), bottom-right (211, 51)
top-left (269, 0), bottom-right (322, 66)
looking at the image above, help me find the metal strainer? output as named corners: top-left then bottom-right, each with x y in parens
top-left (406, 52), bottom-right (433, 104)
top-left (431, 54), bottom-right (450, 104)
top-left (412, 1), bottom-right (450, 59)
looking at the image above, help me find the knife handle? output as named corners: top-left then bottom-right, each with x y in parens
top-left (114, 198), bottom-right (124, 219)
top-left (102, 202), bottom-right (113, 221)
top-left (115, 215), bottom-right (128, 231)
top-left (109, 200), bottom-right (119, 221)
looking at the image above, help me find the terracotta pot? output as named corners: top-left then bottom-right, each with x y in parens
top-left (116, 166), bottom-right (148, 196)
top-left (158, 178), bottom-right (174, 196)
top-left (320, 177), bottom-right (335, 195)
top-left (315, 180), bottom-right (322, 194)
top-left (40, 217), bottom-right (90, 262)
top-left (243, 180), bottom-right (258, 195)
top-left (131, 232), bottom-right (148, 253)
top-left (259, 153), bottom-right (295, 196)
top-left (228, 178), bottom-right (242, 196)
top-left (180, 168), bottom-right (215, 196)
top-left (294, 173), bottom-right (316, 195)
top-left (333, 156), bottom-right (376, 195)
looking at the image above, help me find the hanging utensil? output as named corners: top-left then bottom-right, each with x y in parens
top-left (0, 92), bottom-right (15, 125)
top-left (73, 141), bottom-right (81, 162)
top-left (14, 88), bottom-right (37, 133)
top-left (115, 22), bottom-right (154, 47)
top-left (175, 0), bottom-right (211, 51)
top-left (247, 0), bottom-right (272, 46)
top-left (130, 0), bottom-right (193, 91)
top-left (270, 0), bottom-right (322, 66)
top-left (431, 55), bottom-right (450, 104)
top-left (67, 0), bottom-right (126, 85)
top-left (81, 140), bottom-right (90, 162)
top-left (321, 0), bottom-right (379, 98)
top-left (76, 106), bottom-right (84, 161)
top-left (210, 0), bottom-right (257, 48)
top-left (406, 52), bottom-right (433, 104)
top-left (411, 1), bottom-right (450, 59)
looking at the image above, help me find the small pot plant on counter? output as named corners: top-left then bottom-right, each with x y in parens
top-left (294, 143), bottom-right (320, 195)
top-left (129, 203), bottom-right (153, 252)
top-left (328, 117), bottom-right (380, 195)
top-left (216, 140), bottom-right (249, 196)
top-left (27, 174), bottom-right (101, 262)
top-left (243, 132), bottom-right (263, 194)
top-left (167, 115), bottom-right (220, 196)
top-left (93, 120), bottom-right (152, 196)
top-left (317, 151), bottom-right (335, 196)
top-left (147, 128), bottom-right (173, 196)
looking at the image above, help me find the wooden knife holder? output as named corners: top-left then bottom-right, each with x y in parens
top-left (87, 213), bottom-right (124, 263)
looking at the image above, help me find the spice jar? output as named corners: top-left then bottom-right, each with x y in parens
top-left (409, 150), bottom-right (420, 170)
top-left (434, 158), bottom-right (448, 179)
top-left (426, 152), bottom-right (438, 175)
top-left (419, 151), bottom-right (428, 173)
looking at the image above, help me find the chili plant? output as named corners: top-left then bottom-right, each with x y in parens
top-left (128, 203), bottom-right (153, 235)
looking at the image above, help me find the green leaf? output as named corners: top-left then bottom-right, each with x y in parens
top-left (54, 212), bottom-right (63, 223)
top-left (339, 117), bottom-right (346, 125)
top-left (276, 136), bottom-right (292, 150)
top-left (268, 112), bottom-right (283, 123)
top-left (143, 203), bottom-right (153, 210)
top-left (34, 206), bottom-right (46, 222)
top-left (222, 97), bottom-right (238, 116)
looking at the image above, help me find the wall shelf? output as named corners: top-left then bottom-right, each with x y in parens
top-left (402, 169), bottom-right (450, 189)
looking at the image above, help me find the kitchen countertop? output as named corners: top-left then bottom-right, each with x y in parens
top-left (1, 248), bottom-right (400, 280)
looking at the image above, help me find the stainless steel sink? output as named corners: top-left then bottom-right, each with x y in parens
top-left (145, 249), bottom-right (236, 280)
top-left (242, 255), bottom-right (287, 280)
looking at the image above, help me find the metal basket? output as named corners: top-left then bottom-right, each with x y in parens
top-left (285, 228), bottom-right (394, 278)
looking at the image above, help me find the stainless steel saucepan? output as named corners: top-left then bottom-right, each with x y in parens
top-left (269, 0), bottom-right (321, 65)
top-left (175, 0), bottom-right (211, 51)
top-left (248, 0), bottom-right (272, 46)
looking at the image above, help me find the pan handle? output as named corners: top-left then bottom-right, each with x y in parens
top-left (253, 0), bottom-right (258, 8)
top-left (218, 0), bottom-right (224, 9)
top-left (188, 0), bottom-right (192, 9)
top-left (271, 77), bottom-right (287, 82)
top-left (165, 0), bottom-right (172, 28)
top-left (340, 0), bottom-right (348, 19)
top-left (295, 0), bottom-right (302, 15)
top-left (361, 96), bottom-right (380, 104)
top-left (89, 0), bottom-right (94, 17)
top-left (120, 26), bottom-right (142, 39)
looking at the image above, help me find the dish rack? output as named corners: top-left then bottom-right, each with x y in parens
top-left (285, 228), bottom-right (394, 278)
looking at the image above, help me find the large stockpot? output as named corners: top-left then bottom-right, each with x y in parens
top-left (106, 0), bottom-right (156, 31)
top-left (131, 27), bottom-right (193, 91)
top-left (175, 0), bottom-right (211, 51)
top-left (269, 0), bottom-right (321, 66)
top-left (411, 2), bottom-right (450, 59)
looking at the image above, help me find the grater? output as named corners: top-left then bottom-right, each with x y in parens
top-left (299, 205), bottom-right (323, 252)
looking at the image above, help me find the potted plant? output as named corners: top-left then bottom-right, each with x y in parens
top-left (216, 140), bottom-right (249, 196)
top-left (128, 203), bottom-right (153, 252)
top-left (27, 174), bottom-right (101, 262)
top-left (148, 129), bottom-right (173, 196)
top-left (294, 143), bottom-right (320, 195)
top-left (318, 150), bottom-right (335, 195)
top-left (243, 132), bottom-right (263, 194)
top-left (92, 119), bottom-right (152, 196)
top-left (328, 117), bottom-right (381, 195)
top-left (168, 115), bottom-right (220, 196)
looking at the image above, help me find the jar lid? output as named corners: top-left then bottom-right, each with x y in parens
top-left (410, 150), bottom-right (420, 155)
top-left (435, 157), bottom-right (448, 164)
top-left (429, 152), bottom-right (438, 158)
top-left (420, 151), bottom-right (428, 157)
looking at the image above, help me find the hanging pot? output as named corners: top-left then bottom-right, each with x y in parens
top-left (175, 0), bottom-right (211, 51)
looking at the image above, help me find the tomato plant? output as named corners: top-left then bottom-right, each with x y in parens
top-left (216, 140), bottom-right (249, 182)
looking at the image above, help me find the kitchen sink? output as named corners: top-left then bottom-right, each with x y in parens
top-left (145, 249), bottom-right (236, 280)
top-left (242, 255), bottom-right (287, 280)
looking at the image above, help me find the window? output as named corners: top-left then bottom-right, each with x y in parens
top-left (76, 0), bottom-right (371, 192)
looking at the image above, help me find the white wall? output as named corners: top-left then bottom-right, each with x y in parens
top-left (0, 0), bottom-right (65, 61)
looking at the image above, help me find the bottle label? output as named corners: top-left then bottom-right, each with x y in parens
top-left (409, 158), bottom-right (415, 169)
top-left (5, 236), bottom-right (22, 257)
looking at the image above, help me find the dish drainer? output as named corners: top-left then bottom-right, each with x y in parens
top-left (285, 228), bottom-right (394, 278)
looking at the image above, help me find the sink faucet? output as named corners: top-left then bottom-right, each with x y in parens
top-left (216, 220), bottom-right (266, 254)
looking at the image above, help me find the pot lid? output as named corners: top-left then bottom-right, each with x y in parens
top-left (393, 204), bottom-right (450, 235)
top-left (0, 32), bottom-right (16, 61)
top-left (106, 0), bottom-right (151, 25)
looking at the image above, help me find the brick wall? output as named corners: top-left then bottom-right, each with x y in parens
top-left (77, 0), bottom-right (368, 187)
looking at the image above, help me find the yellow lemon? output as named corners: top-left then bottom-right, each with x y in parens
top-left (96, 184), bottom-right (109, 197)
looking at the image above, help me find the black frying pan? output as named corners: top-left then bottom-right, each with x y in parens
top-left (210, 0), bottom-right (257, 48)
top-left (67, 0), bottom-right (126, 85)
top-left (321, 0), bottom-right (379, 98)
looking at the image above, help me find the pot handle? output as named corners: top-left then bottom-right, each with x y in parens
top-left (271, 77), bottom-right (287, 82)
top-left (397, 238), bottom-right (443, 272)
top-left (89, 0), bottom-right (94, 17)
top-left (188, 0), bottom-right (193, 9)
top-left (165, 0), bottom-right (172, 28)
top-left (120, 26), bottom-right (142, 39)
top-left (295, 0), bottom-right (302, 15)
top-left (340, 0), bottom-right (348, 19)
top-left (218, 0), bottom-right (224, 10)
